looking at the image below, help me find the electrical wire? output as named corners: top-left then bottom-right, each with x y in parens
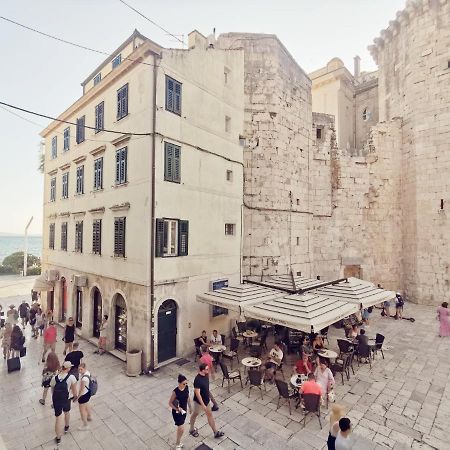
top-left (0, 101), bottom-right (152, 136)
top-left (117, 0), bottom-right (184, 46)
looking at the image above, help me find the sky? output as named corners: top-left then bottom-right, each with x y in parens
top-left (0, 0), bottom-right (406, 235)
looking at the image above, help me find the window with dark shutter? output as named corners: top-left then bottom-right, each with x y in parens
top-left (164, 142), bottom-right (181, 183)
top-left (76, 116), bottom-right (85, 144)
top-left (92, 219), bottom-right (102, 255)
top-left (95, 102), bottom-right (104, 133)
top-left (178, 220), bottom-right (189, 256)
top-left (114, 217), bottom-right (126, 257)
top-left (155, 218), bottom-right (164, 257)
top-left (165, 76), bottom-right (182, 115)
top-left (94, 157), bottom-right (103, 190)
top-left (61, 222), bottom-right (67, 251)
top-left (117, 84), bottom-right (128, 120)
top-left (115, 147), bottom-right (127, 184)
top-left (49, 223), bottom-right (55, 250)
top-left (50, 177), bottom-right (56, 202)
top-left (75, 221), bottom-right (83, 253)
top-left (51, 136), bottom-right (57, 159)
top-left (63, 128), bottom-right (70, 151)
top-left (62, 172), bottom-right (69, 199)
top-left (76, 166), bottom-right (84, 194)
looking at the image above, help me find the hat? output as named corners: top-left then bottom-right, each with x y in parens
top-left (62, 361), bottom-right (73, 369)
top-left (9, 304), bottom-right (15, 308)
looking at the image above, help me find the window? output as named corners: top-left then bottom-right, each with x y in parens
top-left (49, 223), bottom-right (55, 250)
top-left (225, 223), bottom-right (235, 236)
top-left (75, 221), bottom-right (83, 253)
top-left (165, 76), bottom-right (182, 115)
top-left (76, 165), bottom-right (84, 194)
top-left (316, 127), bottom-right (322, 139)
top-left (62, 172), bottom-right (69, 199)
top-left (114, 217), bottom-right (126, 257)
top-left (362, 108), bottom-right (370, 121)
top-left (226, 170), bottom-right (233, 182)
top-left (117, 84), bottom-right (128, 120)
top-left (224, 67), bottom-right (230, 84)
top-left (164, 142), bottom-right (181, 183)
top-left (225, 116), bottom-right (231, 133)
top-left (112, 54), bottom-right (122, 69)
top-left (61, 222), bottom-right (68, 251)
top-left (155, 219), bottom-right (188, 257)
top-left (63, 127), bottom-right (70, 151)
top-left (94, 157), bottom-right (103, 190)
top-left (92, 219), bottom-right (102, 255)
top-left (76, 116), bottom-right (85, 144)
top-left (115, 147), bottom-right (127, 185)
top-left (50, 177), bottom-right (56, 202)
top-left (296, 237), bottom-right (300, 246)
top-left (93, 73), bottom-right (102, 86)
top-left (211, 279), bottom-right (229, 317)
top-left (95, 101), bottom-right (104, 133)
top-left (51, 136), bottom-right (57, 159)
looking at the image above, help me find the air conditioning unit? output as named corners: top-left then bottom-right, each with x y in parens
top-left (47, 270), bottom-right (59, 282)
top-left (73, 275), bottom-right (87, 287)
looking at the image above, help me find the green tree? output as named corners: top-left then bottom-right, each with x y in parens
top-left (2, 252), bottom-right (41, 274)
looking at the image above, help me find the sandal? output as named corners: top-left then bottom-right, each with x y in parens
top-left (189, 429), bottom-right (199, 438)
top-left (214, 431), bottom-right (225, 438)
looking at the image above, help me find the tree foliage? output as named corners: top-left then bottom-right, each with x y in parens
top-left (2, 252), bottom-right (41, 273)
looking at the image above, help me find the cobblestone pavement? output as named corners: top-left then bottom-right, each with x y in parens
top-left (1, 293), bottom-right (449, 450)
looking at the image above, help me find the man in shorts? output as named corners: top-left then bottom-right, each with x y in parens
top-left (51, 361), bottom-right (78, 444)
top-left (189, 363), bottom-right (224, 439)
top-left (42, 321), bottom-right (57, 362)
top-left (199, 345), bottom-right (220, 411)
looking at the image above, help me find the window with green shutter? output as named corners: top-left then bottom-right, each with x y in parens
top-left (164, 142), bottom-right (181, 183)
top-left (92, 219), bottom-right (102, 255)
top-left (155, 218), bottom-right (188, 257)
top-left (165, 76), bottom-right (182, 115)
top-left (114, 217), bottom-right (126, 257)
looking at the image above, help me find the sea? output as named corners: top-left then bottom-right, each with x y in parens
top-left (0, 236), bottom-right (42, 264)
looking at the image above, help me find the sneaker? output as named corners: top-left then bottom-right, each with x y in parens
top-left (64, 426), bottom-right (69, 433)
top-left (214, 431), bottom-right (225, 438)
top-left (39, 399), bottom-right (45, 406)
top-left (55, 437), bottom-right (61, 444)
top-left (41, 358), bottom-right (45, 363)
top-left (78, 425), bottom-right (89, 431)
top-left (175, 444), bottom-right (184, 449)
top-left (87, 416), bottom-right (92, 422)
top-left (212, 404), bottom-right (219, 411)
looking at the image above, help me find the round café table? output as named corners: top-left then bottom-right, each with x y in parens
top-left (243, 330), bottom-right (258, 346)
top-left (241, 357), bottom-right (262, 382)
top-left (209, 344), bottom-right (226, 364)
top-left (290, 374), bottom-right (308, 389)
top-left (317, 349), bottom-right (338, 360)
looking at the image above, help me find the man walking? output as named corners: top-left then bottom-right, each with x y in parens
top-left (199, 345), bottom-right (220, 411)
top-left (189, 363), bottom-right (224, 439)
top-left (18, 301), bottom-right (30, 329)
top-left (42, 321), bottom-right (57, 362)
top-left (65, 342), bottom-right (84, 380)
top-left (96, 315), bottom-right (108, 355)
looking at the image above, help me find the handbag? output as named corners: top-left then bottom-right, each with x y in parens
top-left (20, 346), bottom-right (27, 358)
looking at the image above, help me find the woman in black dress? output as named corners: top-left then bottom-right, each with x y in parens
top-left (168, 374), bottom-right (191, 450)
top-left (63, 317), bottom-right (75, 355)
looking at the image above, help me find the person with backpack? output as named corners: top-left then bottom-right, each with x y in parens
top-left (50, 361), bottom-right (78, 444)
top-left (39, 351), bottom-right (60, 406)
top-left (395, 293), bottom-right (404, 319)
top-left (77, 363), bottom-right (94, 430)
top-left (29, 306), bottom-right (38, 338)
top-left (18, 301), bottom-right (30, 329)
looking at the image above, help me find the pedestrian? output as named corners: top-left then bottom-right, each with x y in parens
top-left (63, 317), bottom-right (75, 356)
top-left (169, 374), bottom-right (192, 449)
top-left (50, 361), bottom-right (78, 444)
top-left (29, 305), bottom-right (38, 338)
top-left (314, 358), bottom-right (335, 404)
top-left (38, 308), bottom-right (47, 335)
top-left (2, 323), bottom-right (12, 359)
top-left (46, 309), bottom-right (53, 324)
top-left (10, 325), bottom-right (24, 358)
top-left (6, 304), bottom-right (19, 325)
top-left (18, 300), bottom-right (30, 329)
top-left (382, 299), bottom-right (391, 318)
top-left (65, 342), bottom-right (84, 380)
top-left (335, 417), bottom-right (352, 450)
top-left (395, 293), bottom-right (404, 319)
top-left (77, 363), bottom-right (93, 430)
top-left (199, 345), bottom-right (220, 410)
top-left (189, 363), bottom-right (224, 439)
top-left (39, 351), bottom-right (60, 405)
top-left (361, 308), bottom-right (370, 326)
top-left (96, 315), bottom-right (108, 355)
top-left (437, 302), bottom-right (450, 337)
top-left (35, 308), bottom-right (44, 339)
top-left (0, 304), bottom-right (4, 328)
top-left (327, 404), bottom-right (345, 450)
top-left (42, 321), bottom-right (57, 362)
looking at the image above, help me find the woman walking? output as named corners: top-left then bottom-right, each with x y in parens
top-left (77, 363), bottom-right (93, 430)
top-left (437, 302), bottom-right (450, 337)
top-left (2, 323), bottom-right (12, 359)
top-left (327, 404), bottom-right (345, 450)
top-left (63, 317), bottom-right (75, 355)
top-left (10, 325), bottom-right (24, 358)
top-left (39, 352), bottom-right (60, 405)
top-left (169, 374), bottom-right (191, 450)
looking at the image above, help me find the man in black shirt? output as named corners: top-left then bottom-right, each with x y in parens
top-left (189, 363), bottom-right (224, 439)
top-left (64, 342), bottom-right (84, 380)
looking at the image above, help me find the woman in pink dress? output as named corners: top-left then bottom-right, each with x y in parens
top-left (437, 302), bottom-right (450, 337)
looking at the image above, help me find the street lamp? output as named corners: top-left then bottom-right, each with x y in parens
top-left (23, 216), bottom-right (34, 277)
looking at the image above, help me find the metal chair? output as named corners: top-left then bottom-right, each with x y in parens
top-left (219, 361), bottom-right (243, 393)
top-left (302, 393), bottom-right (322, 428)
top-left (275, 379), bottom-right (297, 415)
top-left (221, 334), bottom-right (226, 346)
top-left (330, 353), bottom-right (350, 384)
top-left (373, 333), bottom-right (385, 359)
top-left (337, 339), bottom-right (354, 356)
top-left (357, 343), bottom-right (372, 368)
top-left (248, 368), bottom-right (266, 399)
top-left (222, 338), bottom-right (239, 368)
top-left (193, 338), bottom-right (202, 361)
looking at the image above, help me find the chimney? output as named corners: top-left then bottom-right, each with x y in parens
top-left (353, 55), bottom-right (361, 78)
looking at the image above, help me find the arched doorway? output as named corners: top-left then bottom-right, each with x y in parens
top-left (92, 288), bottom-right (102, 338)
top-left (60, 277), bottom-right (67, 322)
top-left (114, 294), bottom-right (127, 352)
top-left (158, 300), bottom-right (177, 363)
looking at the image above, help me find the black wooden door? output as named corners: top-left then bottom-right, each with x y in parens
top-left (93, 289), bottom-right (102, 338)
top-left (158, 300), bottom-right (177, 362)
top-left (75, 289), bottom-right (82, 328)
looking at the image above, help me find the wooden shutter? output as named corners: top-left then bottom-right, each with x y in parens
top-left (114, 219), bottom-right (120, 255)
top-left (115, 150), bottom-right (121, 183)
top-left (174, 82), bottom-right (182, 114)
top-left (123, 85), bottom-right (128, 117)
top-left (117, 88), bottom-right (122, 118)
top-left (164, 143), bottom-right (173, 181)
top-left (155, 219), bottom-right (164, 257)
top-left (166, 77), bottom-right (174, 111)
top-left (173, 145), bottom-right (181, 183)
top-left (120, 148), bottom-right (127, 183)
top-left (178, 220), bottom-right (189, 256)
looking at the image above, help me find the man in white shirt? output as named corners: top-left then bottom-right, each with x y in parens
top-left (264, 341), bottom-right (283, 382)
top-left (209, 330), bottom-right (222, 345)
top-left (50, 361), bottom-right (78, 444)
top-left (335, 417), bottom-right (353, 450)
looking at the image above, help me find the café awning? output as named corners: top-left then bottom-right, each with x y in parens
top-left (313, 277), bottom-right (396, 309)
top-left (242, 292), bottom-right (359, 333)
top-left (32, 273), bottom-right (54, 292)
top-left (245, 274), bottom-right (325, 293)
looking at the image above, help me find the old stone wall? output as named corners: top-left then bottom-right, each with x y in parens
top-left (218, 33), bottom-right (313, 278)
top-left (355, 78), bottom-right (379, 154)
top-left (369, 0), bottom-right (450, 304)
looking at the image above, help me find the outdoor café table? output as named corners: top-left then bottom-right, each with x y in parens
top-left (243, 330), bottom-right (258, 346)
top-left (241, 356), bottom-right (262, 374)
top-left (209, 344), bottom-right (226, 364)
top-left (317, 349), bottom-right (338, 361)
top-left (290, 374), bottom-right (307, 389)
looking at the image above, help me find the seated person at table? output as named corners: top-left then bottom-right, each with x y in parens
top-left (198, 330), bottom-right (208, 346)
top-left (300, 336), bottom-right (313, 356)
top-left (209, 330), bottom-right (222, 345)
top-left (314, 358), bottom-right (335, 400)
top-left (355, 328), bottom-right (369, 346)
top-left (312, 333), bottom-right (325, 351)
top-left (350, 325), bottom-right (358, 339)
top-left (300, 373), bottom-right (322, 395)
top-left (264, 341), bottom-right (283, 382)
top-left (294, 352), bottom-right (313, 376)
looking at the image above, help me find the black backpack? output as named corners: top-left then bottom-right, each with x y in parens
top-left (52, 374), bottom-right (70, 404)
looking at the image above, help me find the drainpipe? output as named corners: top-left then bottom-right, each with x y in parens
top-left (149, 53), bottom-right (159, 372)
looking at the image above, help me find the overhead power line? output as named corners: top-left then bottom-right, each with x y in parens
top-left (118, 0), bottom-right (184, 46)
top-left (0, 101), bottom-right (152, 136)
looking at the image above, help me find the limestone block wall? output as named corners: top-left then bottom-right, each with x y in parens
top-left (355, 79), bottom-right (379, 154)
top-left (369, 0), bottom-right (450, 304)
top-left (218, 33), bottom-right (313, 278)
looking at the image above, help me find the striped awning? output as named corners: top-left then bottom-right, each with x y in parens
top-left (32, 273), bottom-right (54, 292)
top-left (245, 275), bottom-right (324, 292)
